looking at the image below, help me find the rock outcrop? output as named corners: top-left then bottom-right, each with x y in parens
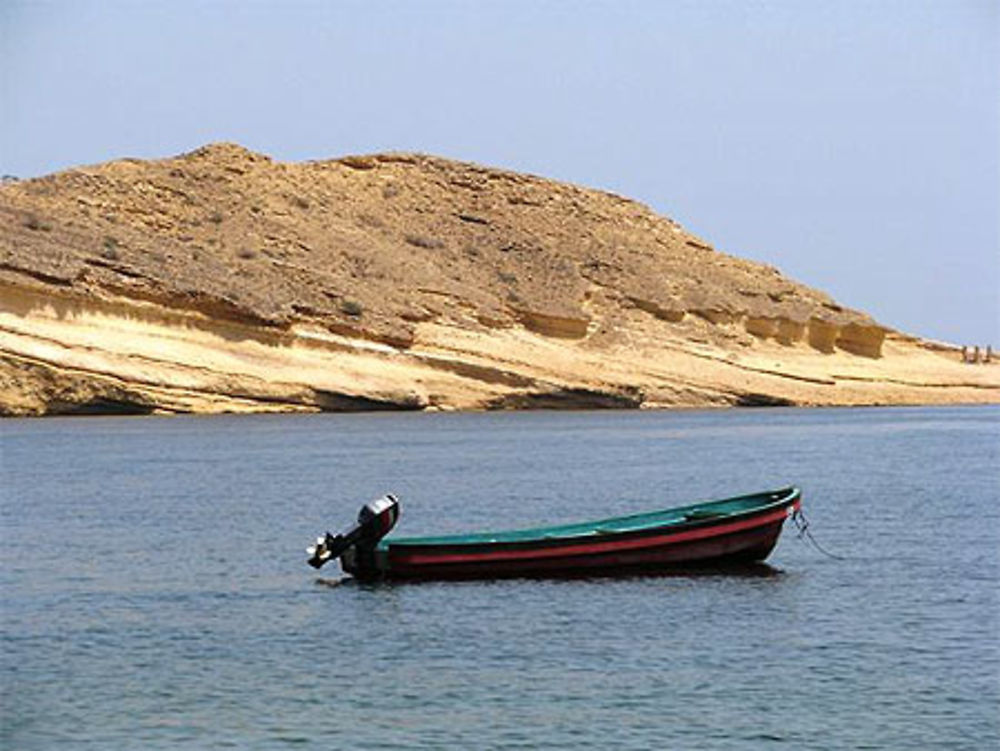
top-left (1, 144), bottom-right (997, 415)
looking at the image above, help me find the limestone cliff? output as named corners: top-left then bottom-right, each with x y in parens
top-left (1, 144), bottom-right (996, 415)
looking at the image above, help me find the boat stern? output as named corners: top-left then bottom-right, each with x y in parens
top-left (306, 494), bottom-right (399, 574)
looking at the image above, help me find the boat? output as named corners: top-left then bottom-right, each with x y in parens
top-left (306, 487), bottom-right (802, 581)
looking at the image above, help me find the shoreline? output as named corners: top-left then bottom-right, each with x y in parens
top-left (4, 400), bottom-right (1000, 420)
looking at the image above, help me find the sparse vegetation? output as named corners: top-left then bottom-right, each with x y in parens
top-left (102, 236), bottom-right (120, 260)
top-left (340, 299), bottom-right (363, 317)
top-left (209, 211), bottom-right (224, 224)
top-left (382, 183), bottom-right (400, 199)
top-left (237, 248), bottom-right (258, 260)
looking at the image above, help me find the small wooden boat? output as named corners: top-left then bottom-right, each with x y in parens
top-left (306, 487), bottom-right (801, 581)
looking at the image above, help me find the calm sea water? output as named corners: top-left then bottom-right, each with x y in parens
top-left (1, 406), bottom-right (997, 749)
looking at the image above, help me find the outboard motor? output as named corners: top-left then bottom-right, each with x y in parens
top-left (307, 494), bottom-right (399, 570)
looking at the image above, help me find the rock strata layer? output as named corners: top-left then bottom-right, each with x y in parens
top-left (1, 144), bottom-right (996, 415)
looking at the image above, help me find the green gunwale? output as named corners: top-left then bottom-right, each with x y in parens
top-left (379, 487), bottom-right (799, 550)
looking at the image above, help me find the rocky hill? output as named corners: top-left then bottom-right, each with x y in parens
top-left (1, 144), bottom-right (996, 415)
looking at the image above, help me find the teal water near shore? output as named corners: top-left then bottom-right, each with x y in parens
top-left (2, 406), bottom-right (998, 749)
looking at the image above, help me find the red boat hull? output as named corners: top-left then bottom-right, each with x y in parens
top-left (348, 498), bottom-right (799, 581)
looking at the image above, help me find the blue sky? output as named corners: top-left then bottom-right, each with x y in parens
top-left (2, 0), bottom-right (997, 344)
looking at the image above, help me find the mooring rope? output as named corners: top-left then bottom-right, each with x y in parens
top-left (792, 508), bottom-right (845, 560)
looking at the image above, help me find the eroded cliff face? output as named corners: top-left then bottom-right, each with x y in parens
top-left (1, 144), bottom-right (997, 415)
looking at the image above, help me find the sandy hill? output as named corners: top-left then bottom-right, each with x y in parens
top-left (1, 144), bottom-right (996, 415)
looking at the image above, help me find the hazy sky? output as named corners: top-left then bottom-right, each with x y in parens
top-left (2, 0), bottom-right (997, 344)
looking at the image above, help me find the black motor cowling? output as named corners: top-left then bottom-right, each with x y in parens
top-left (307, 494), bottom-right (400, 569)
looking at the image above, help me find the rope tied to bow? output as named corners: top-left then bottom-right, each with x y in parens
top-left (792, 507), bottom-right (845, 560)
